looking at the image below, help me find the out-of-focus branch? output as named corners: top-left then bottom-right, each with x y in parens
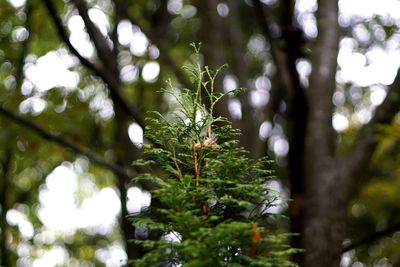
top-left (42, 0), bottom-right (101, 78)
top-left (71, 0), bottom-right (118, 76)
top-left (0, 105), bottom-right (135, 180)
top-left (342, 221), bottom-right (400, 253)
top-left (42, 0), bottom-right (145, 128)
top-left (251, 0), bottom-right (295, 103)
top-left (225, 0), bottom-right (258, 154)
top-left (341, 68), bottom-right (400, 195)
top-left (251, 0), bottom-right (278, 61)
top-left (15, 2), bottom-right (32, 91)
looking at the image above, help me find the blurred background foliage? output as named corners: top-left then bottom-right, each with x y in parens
top-left (1, 0), bottom-right (400, 266)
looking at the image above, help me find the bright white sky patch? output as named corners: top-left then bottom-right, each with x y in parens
top-left (24, 50), bottom-right (79, 92)
top-left (68, 15), bottom-right (95, 58)
top-left (333, 91), bottom-right (346, 106)
top-left (12, 26), bottom-right (29, 42)
top-left (89, 90), bottom-right (114, 119)
top-left (130, 28), bottom-right (149, 56)
top-left (273, 138), bottom-right (289, 157)
top-left (164, 231), bottom-right (182, 243)
top-left (118, 20), bottom-right (134, 46)
top-left (77, 188), bottom-right (121, 235)
top-left (6, 208), bottom-right (34, 239)
top-left (259, 121), bottom-right (272, 140)
top-left (19, 97), bottom-right (47, 115)
top-left (260, 0), bottom-right (278, 6)
top-left (217, 3), bottom-right (229, 17)
top-left (32, 246), bottom-right (69, 267)
top-left (120, 64), bottom-right (138, 83)
top-left (181, 5), bottom-right (197, 19)
top-left (339, 0), bottom-right (400, 19)
top-left (338, 41), bottom-right (400, 86)
top-left (264, 180), bottom-right (286, 214)
top-left (88, 8), bottom-right (110, 36)
top-left (354, 108), bottom-right (372, 125)
top-left (298, 0), bottom-right (400, 20)
top-left (127, 187), bottom-right (151, 214)
top-left (68, 15), bottom-right (85, 32)
top-left (255, 76), bottom-right (271, 91)
top-left (141, 61), bottom-right (160, 82)
top-left (38, 162), bottom-right (121, 236)
top-left (38, 164), bottom-right (79, 233)
top-left (96, 245), bottom-right (127, 267)
top-left (7, 0), bottom-right (26, 8)
top-left (332, 112), bottom-right (349, 132)
top-left (228, 98), bottom-right (242, 120)
top-left (296, 59), bottom-right (312, 87)
top-left (167, 0), bottom-right (183, 14)
top-left (223, 75), bottom-right (238, 92)
top-left (250, 89), bottom-right (269, 108)
top-left (370, 85), bottom-right (387, 106)
top-left (128, 122), bottom-right (144, 147)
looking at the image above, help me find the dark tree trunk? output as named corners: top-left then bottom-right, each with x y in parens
top-left (0, 148), bottom-right (12, 267)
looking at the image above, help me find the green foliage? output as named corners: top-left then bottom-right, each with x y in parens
top-left (346, 118), bottom-right (400, 265)
top-left (131, 49), bottom-right (295, 266)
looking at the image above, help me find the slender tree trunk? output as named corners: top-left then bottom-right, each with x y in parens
top-left (197, 0), bottom-right (231, 121)
top-left (0, 148), bottom-right (12, 267)
top-left (303, 1), bottom-right (341, 266)
top-left (225, 0), bottom-right (259, 154)
top-left (279, 0), bottom-right (309, 264)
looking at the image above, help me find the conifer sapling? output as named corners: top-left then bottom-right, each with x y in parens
top-left (130, 44), bottom-right (296, 266)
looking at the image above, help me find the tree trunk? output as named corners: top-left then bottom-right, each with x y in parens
top-left (303, 166), bottom-right (348, 266)
top-left (197, 0), bottom-right (231, 121)
top-left (0, 148), bottom-right (12, 267)
top-left (303, 0), bottom-right (341, 265)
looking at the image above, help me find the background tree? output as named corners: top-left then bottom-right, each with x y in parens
top-left (1, 0), bottom-right (400, 266)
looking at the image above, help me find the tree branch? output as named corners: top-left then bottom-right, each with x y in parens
top-left (0, 105), bottom-right (135, 180)
top-left (341, 69), bottom-right (400, 194)
top-left (15, 1), bottom-right (32, 92)
top-left (342, 221), bottom-right (400, 253)
top-left (251, 0), bottom-right (279, 62)
top-left (251, 0), bottom-right (298, 112)
top-left (71, 0), bottom-right (118, 76)
top-left (42, 0), bottom-right (101, 78)
top-left (42, 0), bottom-right (145, 128)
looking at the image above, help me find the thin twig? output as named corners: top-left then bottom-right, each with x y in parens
top-left (342, 222), bottom-right (400, 253)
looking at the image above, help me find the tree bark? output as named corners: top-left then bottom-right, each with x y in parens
top-left (197, 0), bottom-right (231, 121)
top-left (303, 0), bottom-right (341, 266)
top-left (279, 0), bottom-right (309, 264)
top-left (225, 0), bottom-right (259, 154)
top-left (0, 148), bottom-right (12, 267)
